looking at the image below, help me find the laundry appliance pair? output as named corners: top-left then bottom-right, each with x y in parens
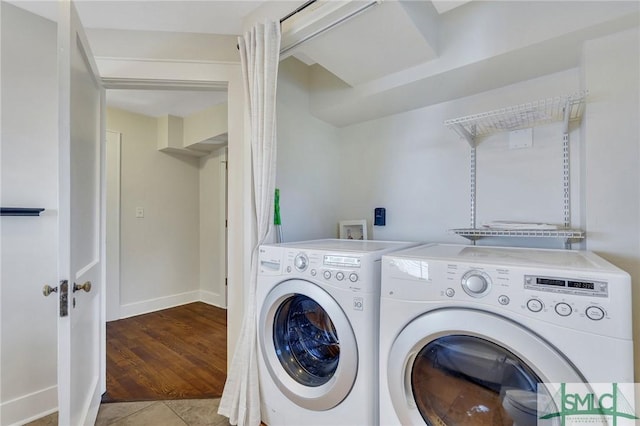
top-left (257, 240), bottom-right (634, 426)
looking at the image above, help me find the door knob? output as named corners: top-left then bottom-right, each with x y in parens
top-left (43, 284), bottom-right (58, 297)
top-left (73, 281), bottom-right (92, 293)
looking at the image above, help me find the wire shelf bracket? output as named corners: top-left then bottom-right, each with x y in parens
top-left (444, 91), bottom-right (588, 147)
top-left (444, 91), bottom-right (588, 248)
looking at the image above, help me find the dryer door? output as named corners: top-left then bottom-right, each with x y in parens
top-left (259, 279), bottom-right (358, 411)
top-left (387, 308), bottom-right (584, 425)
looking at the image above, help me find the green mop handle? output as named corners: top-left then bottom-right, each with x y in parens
top-left (274, 188), bottom-right (281, 226)
top-left (274, 188), bottom-right (283, 242)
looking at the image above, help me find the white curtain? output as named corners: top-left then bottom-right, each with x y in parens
top-left (218, 21), bottom-right (281, 426)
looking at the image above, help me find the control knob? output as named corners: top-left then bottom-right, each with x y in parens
top-left (294, 253), bottom-right (309, 272)
top-left (461, 270), bottom-right (491, 298)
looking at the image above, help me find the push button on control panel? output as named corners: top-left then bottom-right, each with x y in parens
top-left (349, 273), bottom-right (358, 283)
top-left (498, 295), bottom-right (510, 305)
top-left (445, 288), bottom-right (455, 297)
top-left (336, 272), bottom-right (345, 281)
top-left (526, 299), bottom-right (544, 312)
top-left (323, 270), bottom-right (332, 280)
top-left (585, 306), bottom-right (605, 321)
top-left (555, 302), bottom-right (572, 317)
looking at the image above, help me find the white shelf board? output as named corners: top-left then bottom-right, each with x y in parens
top-left (451, 228), bottom-right (585, 242)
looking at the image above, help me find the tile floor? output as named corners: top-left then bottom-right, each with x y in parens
top-left (26, 398), bottom-right (231, 426)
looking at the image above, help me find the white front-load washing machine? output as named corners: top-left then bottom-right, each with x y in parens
top-left (257, 239), bottom-right (418, 426)
top-left (379, 243), bottom-right (634, 426)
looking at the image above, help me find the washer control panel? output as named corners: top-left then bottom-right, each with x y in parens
top-left (264, 249), bottom-right (370, 291)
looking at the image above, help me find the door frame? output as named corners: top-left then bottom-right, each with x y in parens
top-left (218, 146), bottom-right (229, 307)
top-left (105, 130), bottom-right (121, 322)
top-left (98, 63), bottom-right (250, 367)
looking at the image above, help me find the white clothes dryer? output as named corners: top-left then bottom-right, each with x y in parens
top-left (379, 244), bottom-right (634, 426)
top-left (257, 239), bottom-right (418, 426)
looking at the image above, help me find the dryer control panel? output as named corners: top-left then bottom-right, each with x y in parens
top-left (382, 254), bottom-right (632, 340)
top-left (524, 275), bottom-right (608, 298)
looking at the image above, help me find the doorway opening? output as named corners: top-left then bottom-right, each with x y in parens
top-left (103, 85), bottom-right (229, 401)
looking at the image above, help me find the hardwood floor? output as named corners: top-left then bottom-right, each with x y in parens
top-left (102, 302), bottom-right (227, 403)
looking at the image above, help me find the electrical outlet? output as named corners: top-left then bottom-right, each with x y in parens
top-left (135, 207), bottom-right (144, 218)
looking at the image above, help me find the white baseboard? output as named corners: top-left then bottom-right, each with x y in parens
top-left (199, 290), bottom-right (226, 308)
top-left (119, 290), bottom-right (201, 319)
top-left (118, 290), bottom-right (227, 319)
top-left (0, 385), bottom-right (57, 426)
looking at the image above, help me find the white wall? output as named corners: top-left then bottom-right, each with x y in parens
top-left (335, 68), bottom-right (582, 246)
top-left (0, 3), bottom-right (58, 424)
top-left (199, 147), bottom-right (227, 307)
top-left (106, 107), bottom-right (229, 316)
top-left (277, 67), bottom-right (587, 248)
top-left (106, 107), bottom-right (201, 318)
top-left (276, 59), bottom-right (343, 241)
top-left (582, 27), bottom-right (640, 377)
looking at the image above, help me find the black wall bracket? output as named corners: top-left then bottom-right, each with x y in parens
top-left (1, 207), bottom-right (45, 216)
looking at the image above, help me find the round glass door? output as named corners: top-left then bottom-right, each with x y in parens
top-left (387, 309), bottom-right (584, 425)
top-left (259, 279), bottom-right (358, 411)
top-left (273, 294), bottom-right (340, 387)
top-left (411, 335), bottom-right (544, 426)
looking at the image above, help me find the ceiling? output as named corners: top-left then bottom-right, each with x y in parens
top-left (12, 0), bottom-right (629, 127)
top-left (9, 0), bottom-right (469, 118)
top-left (10, 0), bottom-right (271, 118)
top-left (106, 89), bottom-right (228, 118)
top-left (9, 0), bottom-right (268, 35)
top-left (10, 0), bottom-right (466, 35)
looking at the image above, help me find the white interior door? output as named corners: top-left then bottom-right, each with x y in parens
top-left (57, 1), bottom-right (105, 425)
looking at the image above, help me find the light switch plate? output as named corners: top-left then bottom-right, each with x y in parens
top-left (135, 207), bottom-right (144, 218)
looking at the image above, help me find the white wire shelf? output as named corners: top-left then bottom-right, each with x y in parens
top-left (451, 228), bottom-right (585, 242)
top-left (444, 91), bottom-right (588, 146)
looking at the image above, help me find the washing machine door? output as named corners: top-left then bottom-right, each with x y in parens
top-left (259, 279), bottom-right (358, 411)
top-left (387, 308), bottom-right (584, 425)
